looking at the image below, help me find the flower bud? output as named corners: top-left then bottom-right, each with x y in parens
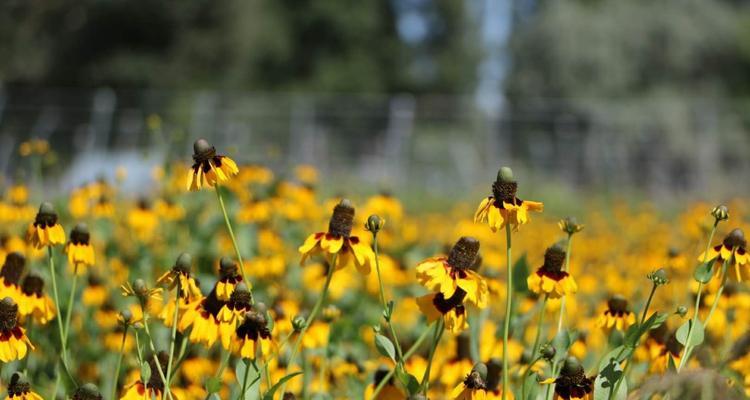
top-left (540, 343), bottom-right (556, 361)
top-left (120, 310), bottom-right (133, 325)
top-left (676, 306), bottom-right (688, 317)
top-left (292, 315), bottom-right (306, 332)
top-left (365, 215), bottom-right (385, 234)
top-left (133, 279), bottom-right (149, 297)
top-left (647, 268), bottom-right (669, 286)
top-left (322, 305), bottom-right (341, 322)
top-left (711, 205), bottom-right (729, 222)
top-left (558, 217), bottom-right (584, 235)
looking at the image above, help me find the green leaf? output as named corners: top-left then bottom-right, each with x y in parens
top-left (394, 365), bottom-right (421, 395)
top-left (552, 330), bottom-right (572, 362)
top-left (693, 259), bottom-right (716, 283)
top-left (512, 254), bottom-right (530, 294)
top-left (623, 312), bottom-right (668, 348)
top-left (593, 356), bottom-right (627, 400)
top-left (608, 329), bottom-right (624, 348)
top-left (263, 372), bottom-right (303, 400)
top-left (235, 361), bottom-right (247, 385)
top-left (205, 377), bottom-right (222, 394)
top-left (522, 373), bottom-right (539, 400)
top-left (140, 363), bottom-right (151, 383)
top-left (375, 333), bottom-right (397, 362)
top-left (667, 354), bottom-right (678, 372)
top-left (597, 346), bottom-right (631, 372)
top-left (676, 319), bottom-right (704, 347)
top-left (208, 395), bottom-right (221, 400)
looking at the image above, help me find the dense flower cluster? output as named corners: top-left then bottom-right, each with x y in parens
top-left (0, 137), bottom-right (746, 399)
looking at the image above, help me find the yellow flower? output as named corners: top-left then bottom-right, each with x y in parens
top-left (126, 199), bottom-right (158, 242)
top-left (452, 364), bottom-right (494, 400)
top-left (0, 297), bottom-right (34, 362)
top-left (82, 275), bottom-right (108, 307)
top-left (299, 199), bottom-right (375, 274)
top-left (5, 372), bottom-right (43, 400)
top-left (186, 138), bottom-right (239, 191)
top-left (0, 252), bottom-right (25, 300)
top-left (215, 257), bottom-right (246, 301)
top-left (697, 228), bottom-right (748, 281)
top-left (539, 357), bottom-right (593, 400)
top-left (179, 296), bottom-right (220, 348)
top-left (216, 283), bottom-right (253, 349)
top-left (527, 244), bottom-right (577, 299)
top-left (121, 352), bottom-right (171, 399)
top-left (65, 223), bottom-right (95, 274)
top-left (363, 367), bottom-right (405, 400)
top-left (26, 202), bottom-right (66, 249)
top-left (19, 274), bottom-right (56, 325)
top-left (230, 309), bottom-right (274, 359)
top-left (596, 295), bottom-right (636, 332)
top-left (416, 237), bottom-right (489, 309)
top-left (156, 253), bottom-right (202, 301)
top-left (474, 167), bottom-right (543, 232)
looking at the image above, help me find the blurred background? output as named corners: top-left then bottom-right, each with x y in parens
top-left (1, 0), bottom-right (749, 207)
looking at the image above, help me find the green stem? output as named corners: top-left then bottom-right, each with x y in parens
top-left (369, 325), bottom-right (433, 399)
top-left (520, 355), bottom-right (544, 400)
top-left (608, 282), bottom-right (657, 400)
top-left (164, 280), bottom-right (181, 400)
top-left (142, 314), bottom-right (175, 400)
top-left (372, 232), bottom-right (404, 361)
top-left (47, 247), bottom-right (77, 393)
top-left (502, 223), bottom-right (513, 400)
top-left (557, 233), bottom-right (573, 332)
top-left (420, 319), bottom-right (444, 394)
top-left (215, 184), bottom-right (252, 304)
top-left (530, 296), bottom-right (549, 361)
top-left (677, 221), bottom-right (721, 372)
top-left (111, 325), bottom-right (129, 400)
top-left (205, 350), bottom-right (232, 399)
top-left (63, 264), bottom-right (79, 342)
top-left (280, 253), bottom-right (338, 395)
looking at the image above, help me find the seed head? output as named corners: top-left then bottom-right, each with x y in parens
top-left (723, 229), bottom-right (746, 249)
top-left (7, 372), bottom-right (30, 397)
top-left (447, 237), bottom-right (480, 270)
top-left (219, 257), bottom-right (239, 278)
top-left (193, 138), bottom-right (212, 155)
top-left (174, 252), bottom-right (192, 273)
top-left (70, 223), bottom-right (90, 244)
top-left (328, 199), bottom-right (355, 237)
top-left (0, 297), bottom-right (19, 331)
top-left (72, 383), bottom-right (103, 400)
top-left (540, 343), bottom-right (556, 361)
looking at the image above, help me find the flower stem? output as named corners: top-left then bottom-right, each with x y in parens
top-left (370, 324), bottom-right (433, 399)
top-left (47, 247), bottom-right (77, 394)
top-left (371, 231), bottom-right (404, 361)
top-left (280, 253), bottom-right (338, 395)
top-left (164, 280), bottom-right (181, 400)
top-left (215, 184), bottom-right (252, 304)
top-left (63, 263), bottom-right (79, 343)
top-left (111, 325), bottom-right (129, 400)
top-left (502, 223), bottom-right (513, 400)
top-left (557, 233), bottom-right (573, 332)
top-left (420, 319), bottom-right (444, 394)
top-left (609, 282), bottom-right (657, 400)
top-left (677, 221), bottom-right (720, 372)
top-left (523, 296), bottom-right (548, 400)
top-left (142, 313), bottom-right (175, 400)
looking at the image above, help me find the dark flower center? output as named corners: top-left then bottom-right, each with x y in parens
top-left (723, 229), bottom-right (747, 249)
top-left (606, 296), bottom-right (629, 315)
top-left (229, 289), bottom-right (253, 311)
top-left (21, 275), bottom-right (44, 297)
top-left (665, 333), bottom-right (683, 357)
top-left (202, 290), bottom-right (225, 318)
top-left (541, 246), bottom-right (566, 274)
top-left (33, 211), bottom-right (57, 228)
top-left (433, 289), bottom-right (467, 314)
top-left (236, 311), bottom-right (271, 341)
top-left (70, 229), bottom-right (90, 245)
top-left (0, 297), bottom-right (18, 331)
top-left (0, 252), bottom-right (25, 285)
top-left (463, 371), bottom-right (487, 390)
top-left (448, 237), bottom-right (480, 270)
top-left (328, 200), bottom-right (355, 237)
top-left (7, 373), bottom-right (30, 396)
top-left (485, 359), bottom-right (502, 391)
top-left (192, 145), bottom-right (217, 164)
top-left (146, 351), bottom-right (171, 392)
top-left (373, 367), bottom-right (392, 387)
top-left (491, 180), bottom-right (518, 204)
top-left (72, 383), bottom-right (103, 400)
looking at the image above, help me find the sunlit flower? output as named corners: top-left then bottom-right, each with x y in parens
top-left (18, 274), bottom-right (55, 324)
top-left (179, 290), bottom-right (222, 348)
top-left (82, 274), bottom-right (108, 307)
top-left (540, 357), bottom-right (593, 400)
top-left (217, 283), bottom-right (253, 349)
top-left (186, 138), bottom-right (239, 191)
top-left (215, 257), bottom-right (245, 301)
top-left (156, 253), bottom-right (201, 301)
top-left (363, 367), bottom-right (405, 400)
top-left (596, 295), bottom-right (636, 332)
top-left (5, 372), bottom-right (43, 400)
top-left (0, 297), bottom-right (34, 362)
top-left (120, 352), bottom-right (170, 400)
top-left (65, 223), bottom-right (95, 274)
top-left (230, 309), bottom-right (274, 359)
top-left (474, 167), bottom-right (543, 232)
top-left (126, 199), bottom-right (158, 242)
top-left (26, 202), bottom-right (65, 249)
top-left (417, 237), bottom-right (489, 307)
top-left (0, 252), bottom-right (25, 300)
top-left (698, 228), bottom-right (749, 281)
top-left (527, 244), bottom-right (577, 299)
top-left (299, 199), bottom-right (375, 274)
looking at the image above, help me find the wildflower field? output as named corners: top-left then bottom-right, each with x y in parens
top-left (0, 138), bottom-right (748, 400)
